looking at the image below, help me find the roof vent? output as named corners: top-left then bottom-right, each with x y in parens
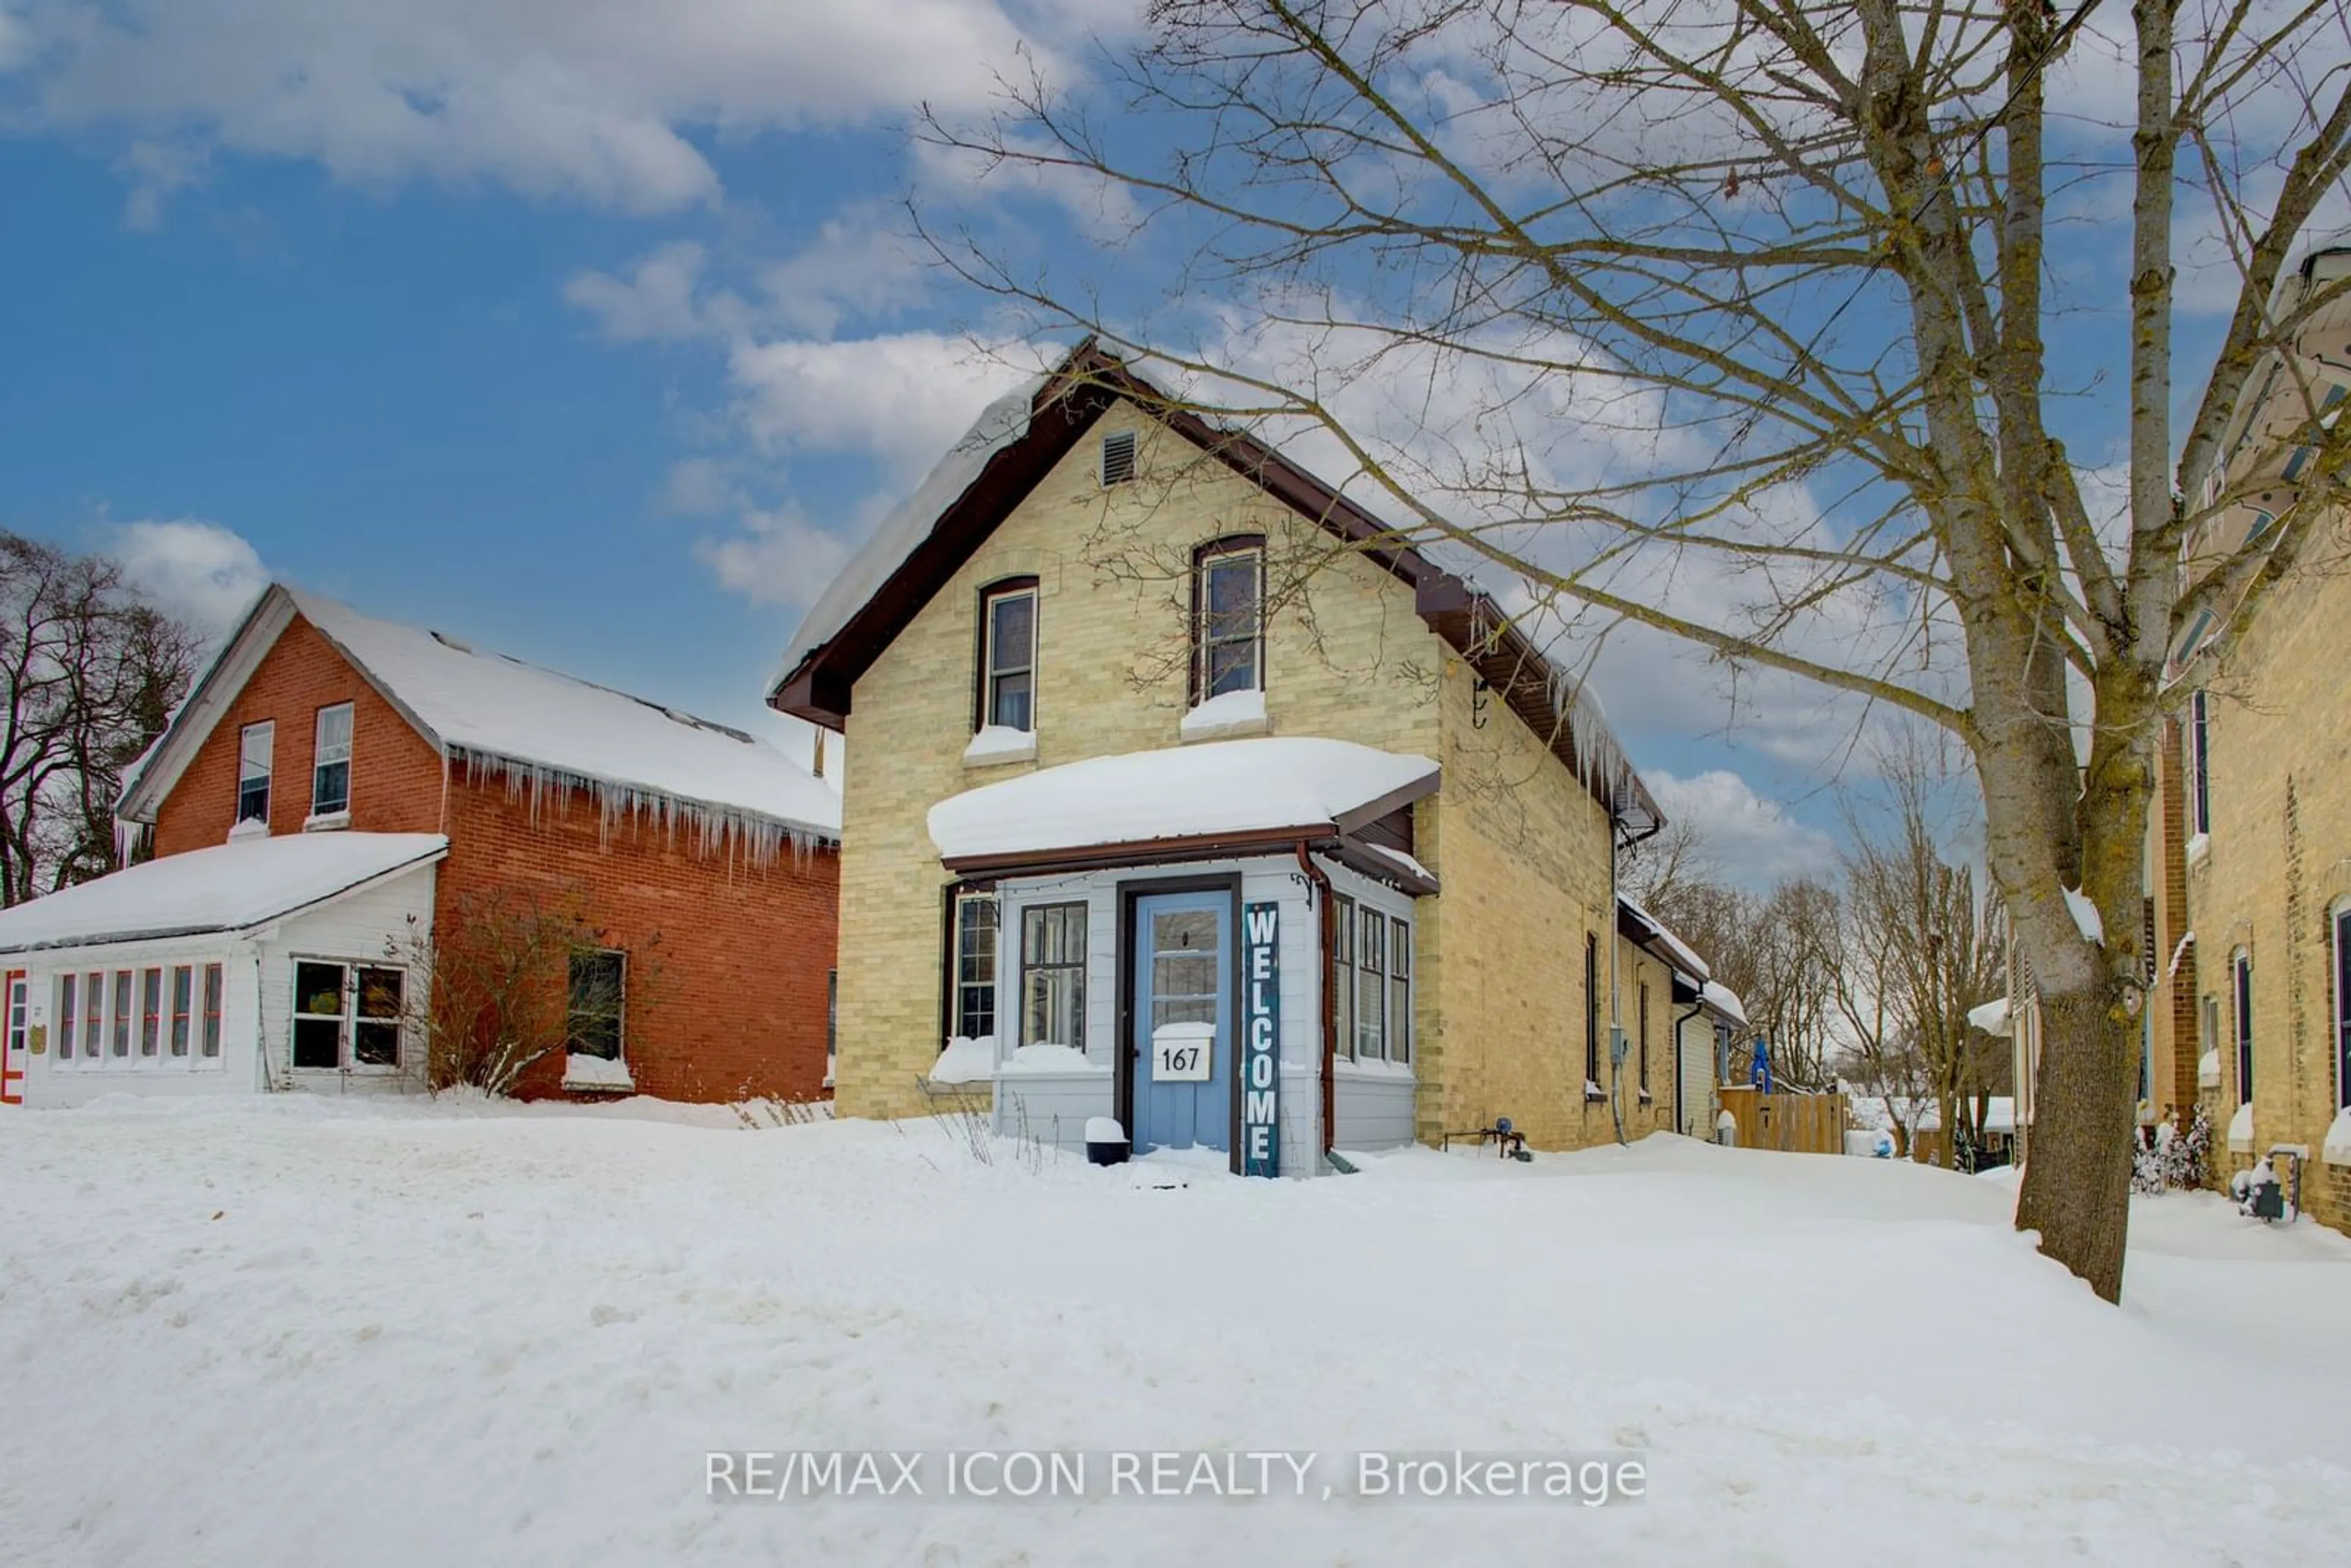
top-left (1100, 429), bottom-right (1137, 487)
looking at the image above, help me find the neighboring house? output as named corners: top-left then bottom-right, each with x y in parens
top-left (770, 341), bottom-right (1723, 1172)
top-left (1618, 895), bottom-right (1748, 1140)
top-left (2145, 246), bottom-right (2351, 1231)
top-left (0, 585), bottom-right (841, 1108)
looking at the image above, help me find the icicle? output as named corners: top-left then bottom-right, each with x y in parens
top-left (113, 816), bottom-right (151, 869)
top-left (450, 748), bottom-right (823, 871)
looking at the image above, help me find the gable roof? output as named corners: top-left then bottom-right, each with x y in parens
top-left (122, 586), bottom-right (841, 856)
top-left (768, 341), bottom-right (1660, 833)
top-left (0, 831), bottom-right (447, 955)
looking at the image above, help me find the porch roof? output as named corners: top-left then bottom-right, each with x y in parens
top-left (928, 737), bottom-right (1439, 876)
top-left (0, 831), bottom-right (448, 955)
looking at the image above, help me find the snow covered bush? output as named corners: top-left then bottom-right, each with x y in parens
top-left (2132, 1105), bottom-right (2213, 1195)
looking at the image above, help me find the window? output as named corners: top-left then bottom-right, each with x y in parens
top-left (2233, 949), bottom-right (2254, 1101)
top-left (2336, 907), bottom-right (2351, 1111)
top-left (1638, 981), bottom-right (1651, 1097)
top-left (2189, 690), bottom-right (2211, 837)
top-left (2248, 508), bottom-right (2277, 541)
top-left (110, 970), bottom-right (132, 1057)
top-left (1389, 917), bottom-right (1412, 1067)
top-left (56, 973), bottom-right (75, 1062)
top-left (1100, 428), bottom-right (1138, 486)
top-left (1332, 893), bottom-right (1355, 1060)
top-left (1584, 932), bottom-right (1601, 1088)
top-left (237, 721), bottom-right (274, 824)
top-left (1193, 540), bottom-right (1265, 702)
top-left (293, 961), bottom-right (346, 1070)
top-left (84, 972), bottom-right (103, 1062)
top-left (168, 966), bottom-right (192, 1057)
top-left (978, 581), bottom-right (1038, 733)
top-left (827, 969), bottom-right (838, 1082)
top-left (355, 967), bottom-right (403, 1066)
top-left (311, 703), bottom-right (353, 816)
top-left (566, 950), bottom-right (625, 1060)
top-left (139, 968), bottom-right (162, 1058)
top-left (951, 891), bottom-right (998, 1040)
top-left (201, 964), bottom-right (223, 1059)
top-left (1020, 903), bottom-right (1087, 1050)
top-left (1355, 904), bottom-right (1385, 1060)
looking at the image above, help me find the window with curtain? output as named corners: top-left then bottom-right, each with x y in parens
top-left (312, 702), bottom-right (353, 816)
top-left (237, 721), bottom-right (274, 824)
top-left (1021, 903), bottom-right (1087, 1050)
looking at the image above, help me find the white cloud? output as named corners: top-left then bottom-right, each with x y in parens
top-left (10, 0), bottom-right (1065, 216)
top-left (757, 204), bottom-right (932, 338)
top-left (564, 241), bottom-right (740, 343)
top-left (692, 505), bottom-right (854, 609)
top-left (105, 519), bottom-right (269, 636)
top-left (1645, 767), bottom-right (1837, 891)
top-left (115, 140), bottom-right (209, 230)
top-left (725, 331), bottom-right (1046, 478)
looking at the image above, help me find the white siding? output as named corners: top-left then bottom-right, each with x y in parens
top-left (988, 853), bottom-right (1419, 1171)
top-left (7, 861), bottom-right (437, 1106)
top-left (1673, 1013), bottom-right (1715, 1138)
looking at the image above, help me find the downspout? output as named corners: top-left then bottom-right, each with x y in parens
top-left (1296, 841), bottom-right (1335, 1160)
top-left (1674, 997), bottom-right (1704, 1137)
top-left (1608, 814), bottom-right (1625, 1146)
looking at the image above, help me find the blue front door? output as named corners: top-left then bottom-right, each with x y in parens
top-left (1130, 890), bottom-right (1232, 1154)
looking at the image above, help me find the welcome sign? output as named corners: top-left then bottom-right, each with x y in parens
top-left (1242, 901), bottom-right (1280, 1177)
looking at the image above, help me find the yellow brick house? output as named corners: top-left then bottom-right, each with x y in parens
top-left (767, 343), bottom-right (1735, 1172)
top-left (2146, 246), bottom-right (2351, 1229)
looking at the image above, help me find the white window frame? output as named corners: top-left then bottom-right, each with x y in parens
top-left (65, 959), bottom-right (225, 1070)
top-left (238, 721), bottom-right (274, 825)
top-left (291, 958), bottom-right (407, 1073)
top-left (1389, 916), bottom-right (1412, 1067)
top-left (978, 583), bottom-right (1038, 735)
top-left (1332, 891), bottom-right (1355, 1062)
top-left (950, 890), bottom-right (999, 1042)
top-left (1194, 541), bottom-right (1265, 702)
top-left (310, 702), bottom-right (353, 819)
top-left (1018, 902), bottom-right (1088, 1052)
top-left (1354, 901), bottom-right (1385, 1061)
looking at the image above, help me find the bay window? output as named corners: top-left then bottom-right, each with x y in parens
top-left (1020, 903), bottom-right (1087, 1051)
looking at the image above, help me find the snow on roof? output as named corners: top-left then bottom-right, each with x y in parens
top-left (1618, 894), bottom-right (1710, 981)
top-left (282, 590), bottom-right (841, 852)
top-left (1701, 980), bottom-right (1747, 1026)
top-left (1967, 996), bottom-right (2012, 1035)
top-left (773, 374), bottom-right (1044, 695)
top-left (928, 737), bottom-right (1439, 863)
top-left (0, 832), bottom-right (446, 954)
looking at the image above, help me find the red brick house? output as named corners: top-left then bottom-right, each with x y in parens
top-left (0, 584), bottom-right (839, 1107)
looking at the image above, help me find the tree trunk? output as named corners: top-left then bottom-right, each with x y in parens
top-left (2014, 982), bottom-right (2139, 1302)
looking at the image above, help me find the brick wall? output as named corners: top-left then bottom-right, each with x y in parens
top-left (149, 609), bottom-right (839, 1105)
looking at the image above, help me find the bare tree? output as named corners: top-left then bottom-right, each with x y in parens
top-left (921, 0), bottom-right (2351, 1298)
top-left (1839, 765), bottom-right (2012, 1160)
top-left (0, 533), bottom-right (201, 902)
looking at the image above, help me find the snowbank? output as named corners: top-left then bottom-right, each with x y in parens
top-left (7, 1101), bottom-right (2351, 1564)
top-left (0, 831), bottom-right (446, 953)
top-left (928, 737), bottom-right (1438, 862)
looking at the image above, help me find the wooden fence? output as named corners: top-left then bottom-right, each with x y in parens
top-left (1716, 1086), bottom-right (1850, 1155)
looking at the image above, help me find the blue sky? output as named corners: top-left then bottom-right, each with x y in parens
top-left (1, 1), bottom-right (2290, 889)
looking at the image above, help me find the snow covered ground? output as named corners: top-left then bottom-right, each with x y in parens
top-left (4, 1098), bottom-right (2347, 1566)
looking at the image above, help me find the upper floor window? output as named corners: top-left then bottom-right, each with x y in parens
top-left (2188, 689), bottom-right (2211, 838)
top-left (978, 579), bottom-right (1038, 733)
top-left (312, 703), bottom-right (353, 817)
top-left (1100, 429), bottom-right (1138, 486)
top-left (1192, 538), bottom-right (1264, 703)
top-left (236, 721), bottom-right (274, 824)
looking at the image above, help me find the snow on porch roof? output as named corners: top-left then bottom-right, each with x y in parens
top-left (928, 738), bottom-right (1440, 868)
top-left (282, 590), bottom-right (841, 847)
top-left (0, 832), bottom-right (448, 955)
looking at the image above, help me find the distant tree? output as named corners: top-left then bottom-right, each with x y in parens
top-left (0, 533), bottom-right (200, 902)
